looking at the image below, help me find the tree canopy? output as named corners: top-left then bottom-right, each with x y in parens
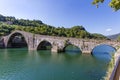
top-left (0, 14), bottom-right (107, 40)
top-left (92, 0), bottom-right (120, 11)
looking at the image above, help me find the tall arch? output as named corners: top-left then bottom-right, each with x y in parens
top-left (6, 31), bottom-right (28, 48)
top-left (37, 40), bottom-right (52, 50)
top-left (91, 44), bottom-right (116, 55)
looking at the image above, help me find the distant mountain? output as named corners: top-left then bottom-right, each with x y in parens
top-left (107, 33), bottom-right (120, 40)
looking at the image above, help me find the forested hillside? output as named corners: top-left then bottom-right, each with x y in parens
top-left (0, 14), bottom-right (107, 39)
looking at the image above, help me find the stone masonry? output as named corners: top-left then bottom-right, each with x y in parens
top-left (1, 30), bottom-right (120, 53)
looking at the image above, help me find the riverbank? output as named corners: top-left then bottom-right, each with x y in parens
top-left (110, 49), bottom-right (120, 80)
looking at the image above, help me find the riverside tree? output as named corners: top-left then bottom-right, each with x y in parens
top-left (92, 0), bottom-right (120, 11)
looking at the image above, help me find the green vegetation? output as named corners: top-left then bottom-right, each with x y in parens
top-left (103, 54), bottom-right (115, 80)
top-left (0, 14), bottom-right (107, 39)
top-left (92, 0), bottom-right (120, 11)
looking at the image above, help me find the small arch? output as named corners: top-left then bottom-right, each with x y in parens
top-left (92, 44), bottom-right (116, 55)
top-left (63, 44), bottom-right (82, 53)
top-left (37, 40), bottom-right (52, 50)
top-left (7, 32), bottom-right (28, 48)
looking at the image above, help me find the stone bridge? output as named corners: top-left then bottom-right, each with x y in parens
top-left (0, 30), bottom-right (120, 53)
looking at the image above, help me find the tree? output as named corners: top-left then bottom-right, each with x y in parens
top-left (92, 0), bottom-right (120, 11)
top-left (92, 33), bottom-right (107, 39)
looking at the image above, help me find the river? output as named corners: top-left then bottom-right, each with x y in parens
top-left (0, 45), bottom-right (116, 80)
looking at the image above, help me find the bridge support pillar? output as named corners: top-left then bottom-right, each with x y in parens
top-left (51, 48), bottom-right (58, 53)
top-left (81, 44), bottom-right (93, 54)
top-left (82, 50), bottom-right (91, 54)
top-left (51, 46), bottom-right (64, 53)
top-left (28, 48), bottom-right (36, 50)
top-left (28, 46), bottom-right (36, 50)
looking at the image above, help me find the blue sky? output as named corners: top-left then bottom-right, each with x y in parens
top-left (0, 0), bottom-right (120, 35)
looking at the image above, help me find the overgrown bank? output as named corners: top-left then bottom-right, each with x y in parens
top-left (103, 54), bottom-right (115, 80)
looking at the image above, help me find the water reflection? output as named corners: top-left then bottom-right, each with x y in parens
top-left (0, 45), bottom-right (114, 80)
top-left (92, 44), bottom-right (116, 54)
top-left (92, 44), bottom-right (116, 62)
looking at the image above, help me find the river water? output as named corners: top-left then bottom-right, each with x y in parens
top-left (0, 45), bottom-right (116, 80)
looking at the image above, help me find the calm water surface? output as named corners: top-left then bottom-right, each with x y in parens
top-left (0, 45), bottom-right (116, 80)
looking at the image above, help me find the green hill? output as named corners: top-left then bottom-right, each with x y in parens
top-left (0, 14), bottom-right (107, 39)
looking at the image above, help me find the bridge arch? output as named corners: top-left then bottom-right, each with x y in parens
top-left (37, 40), bottom-right (52, 50)
top-left (63, 42), bottom-right (82, 53)
top-left (91, 44), bottom-right (116, 54)
top-left (2, 30), bottom-right (120, 53)
top-left (6, 31), bottom-right (28, 48)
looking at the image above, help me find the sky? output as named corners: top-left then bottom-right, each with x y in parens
top-left (0, 0), bottom-right (120, 35)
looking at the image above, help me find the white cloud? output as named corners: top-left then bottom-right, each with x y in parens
top-left (106, 28), bottom-right (112, 32)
